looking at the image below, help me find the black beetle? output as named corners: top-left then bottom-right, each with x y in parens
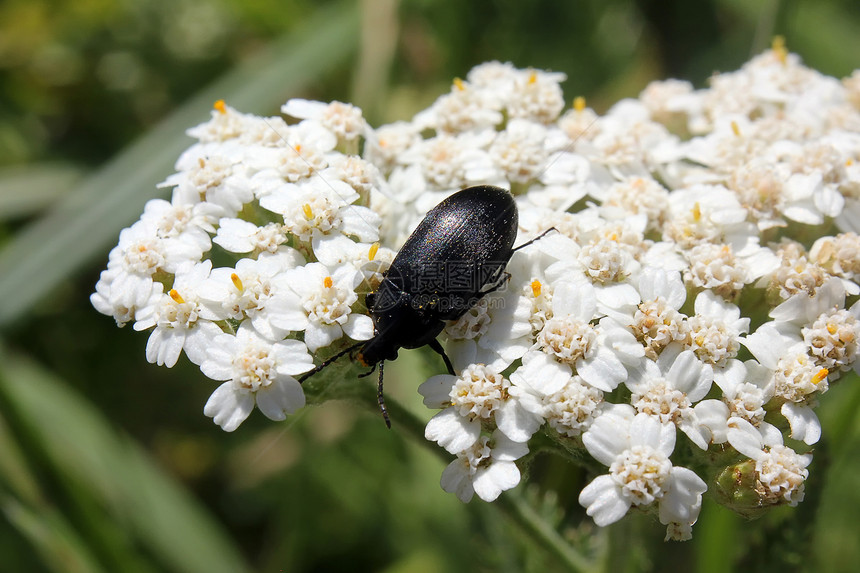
top-left (299, 185), bottom-right (550, 427)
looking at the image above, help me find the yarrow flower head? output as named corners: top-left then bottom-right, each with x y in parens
top-left (93, 45), bottom-right (859, 541)
top-left (579, 406), bottom-right (707, 541)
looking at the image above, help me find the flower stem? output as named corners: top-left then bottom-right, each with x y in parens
top-left (354, 390), bottom-right (596, 573)
top-left (497, 493), bottom-right (597, 573)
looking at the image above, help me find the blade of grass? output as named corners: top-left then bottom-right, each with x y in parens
top-left (0, 163), bottom-right (84, 220)
top-left (0, 2), bottom-right (360, 327)
top-left (1, 496), bottom-right (108, 573)
top-left (0, 343), bottom-right (250, 573)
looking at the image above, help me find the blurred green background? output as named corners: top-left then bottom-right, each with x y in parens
top-left (1, 1), bottom-right (859, 571)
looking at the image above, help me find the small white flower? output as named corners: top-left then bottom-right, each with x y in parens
top-left (579, 408), bottom-right (707, 533)
top-left (186, 99), bottom-right (250, 143)
top-left (626, 344), bottom-right (714, 449)
top-left (426, 77), bottom-right (503, 134)
top-left (101, 217), bottom-right (202, 314)
top-left (506, 68), bottom-right (566, 124)
top-left (626, 267), bottom-right (689, 360)
top-left (769, 275), bottom-right (846, 325)
top-left (201, 323), bottom-right (314, 431)
top-left (91, 266), bottom-right (163, 327)
top-left (281, 99), bottom-right (367, 143)
top-left (809, 232), bottom-right (860, 283)
top-left (141, 197), bottom-right (216, 251)
top-left (683, 242), bottom-right (778, 299)
top-left (399, 131), bottom-right (494, 191)
top-left (713, 359), bottom-right (774, 426)
top-left (742, 322), bottom-right (827, 444)
top-left (726, 417), bottom-right (812, 507)
top-left (312, 234), bottom-right (394, 292)
top-left (271, 262), bottom-right (373, 352)
top-left (420, 363), bottom-right (542, 452)
top-left (440, 430), bottom-right (528, 503)
top-left (197, 251), bottom-right (304, 342)
top-left (133, 260), bottom-right (223, 367)
top-left (213, 219), bottom-right (289, 255)
top-left (485, 119), bottom-right (549, 184)
top-left (598, 176), bottom-right (670, 232)
top-left (533, 280), bottom-right (631, 391)
top-left (662, 185), bottom-right (751, 250)
top-left (165, 154), bottom-right (254, 217)
top-left (764, 240), bottom-right (837, 301)
top-left (259, 177), bottom-right (381, 243)
top-left (364, 121), bottom-right (421, 170)
top-left (685, 290), bottom-right (749, 367)
top-left (538, 375), bottom-right (604, 438)
top-left (802, 301), bottom-right (860, 374)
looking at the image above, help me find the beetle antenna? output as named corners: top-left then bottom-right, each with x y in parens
top-left (298, 341), bottom-right (364, 383)
top-left (377, 361), bottom-right (391, 428)
top-left (513, 227), bottom-right (558, 252)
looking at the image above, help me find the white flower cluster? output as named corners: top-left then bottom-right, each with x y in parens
top-left (92, 98), bottom-right (392, 431)
top-left (93, 43), bottom-right (860, 541)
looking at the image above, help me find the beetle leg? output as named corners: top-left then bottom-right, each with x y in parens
top-left (428, 338), bottom-right (455, 375)
top-left (377, 361), bottom-right (391, 428)
top-left (512, 227), bottom-right (558, 252)
top-left (480, 271), bottom-right (512, 295)
top-left (357, 363), bottom-right (377, 378)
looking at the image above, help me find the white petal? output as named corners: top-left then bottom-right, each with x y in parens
top-left (473, 461), bottom-right (520, 502)
top-left (146, 328), bottom-right (184, 368)
top-left (742, 323), bottom-right (788, 368)
top-left (781, 402), bottom-right (821, 445)
top-left (758, 421), bottom-right (785, 447)
top-left (600, 319), bottom-right (645, 364)
top-left (204, 383), bottom-right (254, 432)
top-left (212, 218), bottom-right (257, 253)
top-left (726, 417), bottom-right (765, 459)
top-left (280, 98), bottom-right (326, 119)
top-left (266, 295), bottom-right (310, 331)
top-left (272, 339), bottom-right (315, 376)
top-left (692, 399), bottom-right (730, 444)
top-left (183, 321), bottom-right (223, 366)
top-left (417, 374), bottom-right (457, 408)
top-left (249, 315), bottom-right (282, 342)
top-left (441, 460), bottom-right (474, 503)
top-left (304, 323), bottom-right (341, 353)
top-left (490, 432), bottom-right (530, 461)
top-left (200, 342), bottom-right (235, 381)
top-left (713, 359), bottom-right (745, 394)
top-left (256, 377), bottom-right (306, 421)
top-left (552, 281), bottom-right (597, 320)
top-left (579, 474), bottom-right (630, 526)
top-left (583, 410), bottom-right (632, 465)
top-left (577, 348), bottom-right (626, 392)
top-left (510, 351), bottom-right (571, 395)
top-left (341, 206), bottom-right (382, 242)
top-left (659, 467), bottom-right (706, 525)
top-left (668, 350), bottom-right (713, 401)
top-left (342, 314), bottom-right (374, 340)
top-left (678, 418), bottom-right (710, 450)
top-left (630, 413), bottom-right (676, 455)
top-left (595, 283), bottom-right (640, 317)
top-left (425, 408), bottom-right (480, 453)
top-left (814, 183), bottom-right (844, 217)
top-left (639, 267), bottom-right (686, 310)
top-left (496, 401), bottom-right (542, 442)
